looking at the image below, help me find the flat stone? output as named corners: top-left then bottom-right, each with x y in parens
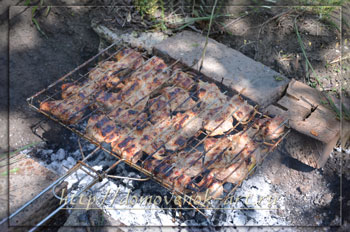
top-left (0, 154), bottom-right (67, 230)
top-left (91, 22), bottom-right (168, 54)
top-left (154, 30), bottom-right (290, 107)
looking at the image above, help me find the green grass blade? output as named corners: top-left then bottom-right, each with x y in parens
top-left (0, 141), bottom-right (40, 159)
top-left (45, 5), bottom-right (51, 16)
top-left (294, 16), bottom-right (348, 121)
top-left (32, 18), bottom-right (48, 38)
top-left (198, 0), bottom-right (218, 71)
top-left (1, 168), bottom-right (20, 176)
top-left (31, 5), bottom-right (38, 17)
top-left (294, 18), bottom-right (323, 88)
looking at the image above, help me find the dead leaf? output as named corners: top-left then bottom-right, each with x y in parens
top-left (310, 130), bottom-right (318, 136)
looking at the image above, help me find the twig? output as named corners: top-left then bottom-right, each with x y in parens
top-left (330, 53), bottom-right (350, 64)
top-left (238, 41), bottom-right (256, 51)
top-left (198, 0), bottom-right (218, 72)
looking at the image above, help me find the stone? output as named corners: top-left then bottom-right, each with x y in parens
top-left (49, 161), bottom-right (60, 171)
top-left (51, 153), bottom-right (58, 162)
top-left (66, 156), bottom-right (75, 166)
top-left (56, 148), bottom-right (66, 161)
top-left (61, 160), bottom-right (72, 169)
top-left (154, 30), bottom-right (290, 108)
top-left (91, 22), bottom-right (168, 54)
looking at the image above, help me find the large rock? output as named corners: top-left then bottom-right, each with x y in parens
top-left (154, 30), bottom-right (290, 108)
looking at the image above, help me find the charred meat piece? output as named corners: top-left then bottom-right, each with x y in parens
top-left (193, 178), bottom-right (224, 200)
top-left (136, 118), bottom-right (176, 157)
top-left (202, 131), bottom-right (252, 167)
top-left (255, 116), bottom-right (285, 140)
top-left (144, 160), bottom-right (193, 192)
top-left (202, 103), bottom-right (234, 136)
top-left (202, 137), bottom-right (233, 166)
top-left (116, 78), bottom-right (150, 111)
top-left (241, 142), bottom-right (262, 165)
top-left (197, 81), bottom-right (227, 109)
top-left (227, 128), bottom-right (257, 156)
top-left (40, 96), bottom-right (87, 124)
top-left (106, 49), bottom-right (144, 88)
top-left (89, 49), bottom-right (144, 88)
top-left (172, 150), bottom-right (205, 177)
top-left (171, 71), bottom-right (195, 90)
top-left (165, 111), bottom-right (202, 151)
top-left (128, 56), bottom-right (167, 84)
top-left (137, 124), bottom-right (167, 160)
top-left (202, 95), bottom-right (254, 135)
top-left (210, 159), bottom-right (248, 184)
top-left (114, 48), bottom-right (140, 63)
top-left (143, 71), bottom-right (170, 93)
top-left (88, 61), bottom-right (126, 89)
top-left (148, 95), bottom-right (171, 124)
top-left (143, 153), bottom-right (198, 192)
top-left (85, 114), bottom-right (128, 143)
top-left (61, 81), bottom-right (101, 101)
top-left (161, 87), bottom-right (196, 112)
top-left (111, 133), bottom-right (142, 163)
top-left (108, 104), bottom-right (148, 129)
top-left (130, 109), bottom-right (202, 159)
top-left (229, 95), bottom-right (255, 123)
top-left (61, 83), bottom-right (80, 99)
top-left (95, 91), bottom-right (123, 111)
top-left (110, 121), bottom-right (153, 163)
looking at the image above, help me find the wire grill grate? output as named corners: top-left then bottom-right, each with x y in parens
top-left (27, 42), bottom-right (290, 210)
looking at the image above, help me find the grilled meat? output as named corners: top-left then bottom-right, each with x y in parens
top-left (40, 96), bottom-right (87, 124)
top-left (143, 151), bottom-right (202, 192)
top-left (61, 83), bottom-right (79, 99)
top-left (118, 78), bottom-right (151, 111)
top-left (47, 48), bottom-right (276, 198)
top-left (138, 132), bottom-right (166, 160)
top-left (165, 111), bottom-right (202, 151)
top-left (161, 87), bottom-right (197, 112)
top-left (201, 94), bottom-right (255, 135)
top-left (89, 49), bottom-right (144, 88)
top-left (61, 80), bottom-right (102, 101)
top-left (210, 159), bottom-right (248, 184)
top-left (108, 104), bottom-right (148, 129)
top-left (148, 95), bottom-right (171, 124)
top-left (193, 179), bottom-right (224, 200)
top-left (85, 114), bottom-right (128, 143)
top-left (171, 71), bottom-right (195, 90)
top-left (197, 81), bottom-right (227, 109)
top-left (241, 143), bottom-right (262, 165)
top-left (255, 116), bottom-right (285, 140)
top-left (88, 62), bottom-right (126, 89)
top-left (111, 132), bottom-right (143, 163)
top-left (202, 103), bottom-right (234, 136)
top-left (230, 95), bottom-right (255, 123)
top-left (128, 56), bottom-right (168, 84)
top-left (95, 91), bottom-right (123, 111)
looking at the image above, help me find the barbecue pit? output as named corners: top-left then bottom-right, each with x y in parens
top-left (3, 41), bottom-right (290, 230)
